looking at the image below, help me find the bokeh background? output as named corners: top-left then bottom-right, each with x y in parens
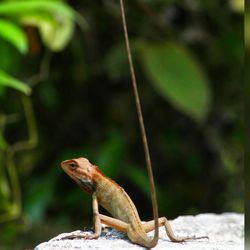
top-left (0, 0), bottom-right (244, 249)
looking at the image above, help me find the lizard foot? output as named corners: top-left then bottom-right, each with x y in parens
top-left (172, 235), bottom-right (209, 242)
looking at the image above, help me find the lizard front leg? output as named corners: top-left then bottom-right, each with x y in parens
top-left (61, 193), bottom-right (102, 240)
top-left (142, 217), bottom-right (208, 242)
top-left (84, 192), bottom-right (102, 239)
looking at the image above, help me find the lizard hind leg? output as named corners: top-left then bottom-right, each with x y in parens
top-left (99, 214), bottom-right (128, 232)
top-left (142, 217), bottom-right (208, 242)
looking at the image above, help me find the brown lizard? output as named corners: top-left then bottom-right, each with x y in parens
top-left (61, 157), bottom-right (207, 248)
top-left (60, 0), bottom-right (208, 248)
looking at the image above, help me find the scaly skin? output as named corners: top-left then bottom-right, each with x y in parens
top-left (61, 157), bottom-right (208, 248)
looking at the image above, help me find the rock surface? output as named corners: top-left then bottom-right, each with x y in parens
top-left (35, 213), bottom-right (244, 250)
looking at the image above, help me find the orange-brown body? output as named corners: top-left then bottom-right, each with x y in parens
top-left (61, 157), bottom-right (208, 248)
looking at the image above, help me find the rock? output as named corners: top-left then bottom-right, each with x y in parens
top-left (35, 213), bottom-right (244, 250)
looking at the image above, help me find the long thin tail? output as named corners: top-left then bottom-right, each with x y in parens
top-left (119, 0), bottom-right (159, 247)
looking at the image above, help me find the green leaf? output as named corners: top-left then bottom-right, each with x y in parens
top-left (139, 42), bottom-right (211, 122)
top-left (0, 0), bottom-right (88, 51)
top-left (0, 70), bottom-right (31, 95)
top-left (21, 13), bottom-right (74, 51)
top-left (0, 1), bottom-right (72, 16)
top-left (0, 19), bottom-right (28, 54)
top-left (0, 0), bottom-right (87, 30)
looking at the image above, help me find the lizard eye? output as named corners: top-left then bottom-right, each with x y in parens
top-left (69, 163), bottom-right (77, 169)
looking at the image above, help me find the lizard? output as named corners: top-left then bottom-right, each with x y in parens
top-left (60, 0), bottom-right (208, 248)
top-left (61, 157), bottom-right (208, 248)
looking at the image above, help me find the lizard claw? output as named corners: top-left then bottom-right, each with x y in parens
top-left (60, 234), bottom-right (86, 240)
top-left (83, 233), bottom-right (100, 240)
top-left (185, 235), bottom-right (209, 241)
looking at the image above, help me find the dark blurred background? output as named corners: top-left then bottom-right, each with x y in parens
top-left (0, 0), bottom-right (244, 249)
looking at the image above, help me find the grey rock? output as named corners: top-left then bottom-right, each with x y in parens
top-left (35, 213), bottom-right (244, 250)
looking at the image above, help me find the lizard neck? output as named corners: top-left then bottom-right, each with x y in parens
top-left (77, 165), bottom-right (105, 194)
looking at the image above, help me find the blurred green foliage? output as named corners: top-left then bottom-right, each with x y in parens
top-left (138, 41), bottom-right (211, 122)
top-left (0, 0), bottom-right (243, 249)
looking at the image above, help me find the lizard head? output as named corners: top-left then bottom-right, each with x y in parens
top-left (61, 157), bottom-right (97, 194)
